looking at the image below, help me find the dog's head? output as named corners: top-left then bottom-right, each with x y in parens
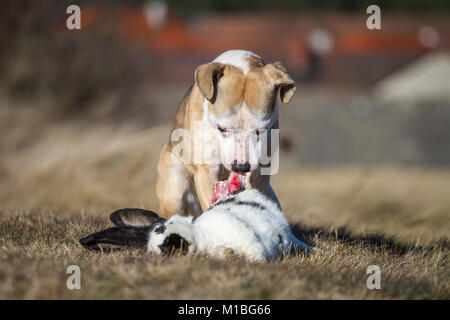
top-left (195, 50), bottom-right (295, 174)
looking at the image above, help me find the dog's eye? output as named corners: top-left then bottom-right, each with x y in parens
top-left (217, 126), bottom-right (227, 134)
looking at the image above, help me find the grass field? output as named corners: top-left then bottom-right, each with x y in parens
top-left (0, 102), bottom-right (449, 299)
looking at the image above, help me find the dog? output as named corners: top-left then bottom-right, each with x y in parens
top-left (79, 189), bottom-right (314, 262)
top-left (156, 50), bottom-right (296, 218)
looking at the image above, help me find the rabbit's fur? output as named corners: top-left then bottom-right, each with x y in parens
top-left (80, 189), bottom-right (314, 262)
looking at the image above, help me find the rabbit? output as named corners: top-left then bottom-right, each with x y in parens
top-left (80, 189), bottom-right (315, 262)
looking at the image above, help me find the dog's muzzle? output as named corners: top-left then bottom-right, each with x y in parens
top-left (231, 160), bottom-right (251, 173)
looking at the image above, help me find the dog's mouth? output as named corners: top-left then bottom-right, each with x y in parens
top-left (210, 171), bottom-right (246, 206)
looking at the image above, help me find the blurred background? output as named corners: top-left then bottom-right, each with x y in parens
top-left (0, 0), bottom-right (449, 240)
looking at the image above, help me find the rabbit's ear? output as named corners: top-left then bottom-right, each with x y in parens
top-left (110, 208), bottom-right (165, 227)
top-left (79, 226), bottom-right (150, 251)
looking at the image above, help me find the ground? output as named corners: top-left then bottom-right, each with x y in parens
top-left (0, 92), bottom-right (448, 299)
top-left (0, 165), bottom-right (448, 299)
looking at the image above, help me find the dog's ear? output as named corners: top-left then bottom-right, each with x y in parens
top-left (79, 226), bottom-right (150, 251)
top-left (110, 208), bottom-right (165, 227)
top-left (195, 62), bottom-right (225, 102)
top-left (264, 62), bottom-right (296, 104)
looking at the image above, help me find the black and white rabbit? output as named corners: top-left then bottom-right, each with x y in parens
top-left (80, 189), bottom-right (314, 262)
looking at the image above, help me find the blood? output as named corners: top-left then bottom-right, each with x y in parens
top-left (210, 172), bottom-right (246, 206)
top-left (227, 172), bottom-right (243, 194)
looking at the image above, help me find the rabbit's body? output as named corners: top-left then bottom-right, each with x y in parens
top-left (147, 189), bottom-right (312, 262)
top-left (80, 189), bottom-right (313, 262)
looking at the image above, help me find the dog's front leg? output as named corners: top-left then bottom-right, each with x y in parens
top-left (156, 144), bottom-right (190, 218)
top-left (194, 166), bottom-right (214, 211)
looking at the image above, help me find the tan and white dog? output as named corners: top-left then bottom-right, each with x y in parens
top-left (156, 50), bottom-right (296, 218)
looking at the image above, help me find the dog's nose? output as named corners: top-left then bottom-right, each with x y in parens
top-left (232, 160), bottom-right (251, 172)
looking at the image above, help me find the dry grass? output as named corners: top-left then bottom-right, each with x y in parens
top-left (0, 197), bottom-right (448, 299)
top-left (0, 103), bottom-right (449, 299)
